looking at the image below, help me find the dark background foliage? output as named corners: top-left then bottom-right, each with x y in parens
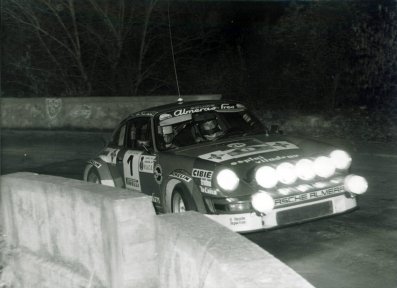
top-left (2, 0), bottom-right (397, 112)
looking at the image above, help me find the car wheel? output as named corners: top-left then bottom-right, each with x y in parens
top-left (87, 168), bottom-right (101, 184)
top-left (171, 187), bottom-right (196, 213)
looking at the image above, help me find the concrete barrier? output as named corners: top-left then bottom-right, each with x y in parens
top-left (1, 173), bottom-right (314, 288)
top-left (0, 172), bottom-right (158, 288)
top-left (156, 212), bottom-right (314, 288)
top-left (0, 95), bottom-right (221, 129)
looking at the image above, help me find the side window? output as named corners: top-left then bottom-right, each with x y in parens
top-left (118, 125), bottom-right (126, 146)
top-left (111, 123), bottom-right (126, 147)
top-left (127, 118), bottom-right (153, 150)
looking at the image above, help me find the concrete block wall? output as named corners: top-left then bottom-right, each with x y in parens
top-left (0, 172), bottom-right (158, 288)
top-left (1, 173), bottom-right (314, 288)
top-left (4, 251), bottom-right (99, 288)
top-left (156, 212), bottom-right (314, 288)
top-left (0, 95), bottom-right (221, 129)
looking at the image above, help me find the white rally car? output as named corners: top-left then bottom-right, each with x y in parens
top-left (84, 99), bottom-right (368, 232)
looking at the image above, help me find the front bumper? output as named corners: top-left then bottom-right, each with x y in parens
top-left (205, 194), bottom-right (357, 233)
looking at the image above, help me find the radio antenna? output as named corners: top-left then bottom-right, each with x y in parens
top-left (167, 1), bottom-right (182, 101)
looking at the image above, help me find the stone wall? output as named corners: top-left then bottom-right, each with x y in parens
top-left (0, 95), bottom-right (221, 129)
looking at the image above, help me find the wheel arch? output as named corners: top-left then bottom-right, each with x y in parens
top-left (164, 178), bottom-right (183, 213)
top-left (164, 169), bottom-right (205, 213)
top-left (84, 159), bottom-right (116, 187)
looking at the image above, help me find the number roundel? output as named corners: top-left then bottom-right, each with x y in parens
top-left (154, 164), bottom-right (163, 184)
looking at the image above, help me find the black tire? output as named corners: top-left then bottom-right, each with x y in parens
top-left (87, 167), bottom-right (101, 184)
top-left (171, 187), bottom-right (196, 213)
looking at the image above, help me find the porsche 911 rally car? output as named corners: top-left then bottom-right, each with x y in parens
top-left (84, 99), bottom-right (368, 232)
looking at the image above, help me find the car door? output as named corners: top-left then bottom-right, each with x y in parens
top-left (117, 117), bottom-right (159, 195)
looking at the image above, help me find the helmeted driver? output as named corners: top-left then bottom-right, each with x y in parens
top-left (162, 125), bottom-right (177, 149)
top-left (199, 119), bottom-right (224, 141)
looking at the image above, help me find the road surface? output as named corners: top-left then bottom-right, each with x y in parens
top-left (1, 130), bottom-right (397, 288)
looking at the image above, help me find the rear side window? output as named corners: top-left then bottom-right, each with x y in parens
top-left (111, 124), bottom-right (126, 147)
top-left (126, 118), bottom-right (153, 150)
top-left (118, 125), bottom-right (126, 146)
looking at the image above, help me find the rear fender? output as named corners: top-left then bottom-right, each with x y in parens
top-left (84, 159), bottom-right (116, 187)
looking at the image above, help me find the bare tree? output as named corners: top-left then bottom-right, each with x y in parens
top-left (3, 0), bottom-right (226, 97)
top-left (268, 1), bottom-right (356, 110)
top-left (4, 0), bottom-right (93, 95)
top-left (351, 2), bottom-right (397, 108)
top-left (3, 0), bottom-right (161, 96)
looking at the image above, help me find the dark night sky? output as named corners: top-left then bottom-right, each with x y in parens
top-left (2, 0), bottom-right (396, 111)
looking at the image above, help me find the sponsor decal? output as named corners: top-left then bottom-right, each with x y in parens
top-left (136, 111), bottom-right (156, 117)
top-left (229, 216), bottom-right (247, 226)
top-left (230, 154), bottom-right (299, 166)
top-left (126, 177), bottom-right (140, 189)
top-left (88, 160), bottom-right (102, 168)
top-left (168, 103), bottom-right (247, 119)
top-left (123, 151), bottom-right (143, 191)
top-left (192, 169), bottom-right (213, 179)
top-left (274, 185), bottom-right (344, 206)
top-left (227, 143), bottom-right (246, 149)
top-left (154, 164), bottom-right (163, 184)
top-left (219, 103), bottom-right (246, 111)
top-left (201, 178), bottom-right (212, 187)
top-left (174, 106), bottom-right (217, 117)
top-left (199, 186), bottom-right (218, 195)
top-left (139, 155), bottom-right (156, 173)
top-left (152, 195), bottom-right (161, 204)
top-left (99, 148), bottom-right (120, 164)
top-left (199, 141), bottom-right (299, 163)
top-left (220, 103), bottom-right (236, 110)
top-left (170, 171), bottom-right (192, 182)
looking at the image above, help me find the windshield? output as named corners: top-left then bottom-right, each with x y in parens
top-left (155, 103), bottom-right (264, 151)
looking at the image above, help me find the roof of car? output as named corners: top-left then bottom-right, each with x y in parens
top-left (128, 99), bottom-right (245, 119)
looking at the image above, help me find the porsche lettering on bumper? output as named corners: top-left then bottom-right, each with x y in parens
top-left (274, 185), bottom-right (345, 207)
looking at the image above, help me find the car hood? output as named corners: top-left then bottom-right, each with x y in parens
top-left (173, 134), bottom-right (336, 171)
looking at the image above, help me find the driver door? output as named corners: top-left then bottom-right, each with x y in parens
top-left (117, 117), bottom-right (158, 195)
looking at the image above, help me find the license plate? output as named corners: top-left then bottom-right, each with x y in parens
top-left (276, 201), bottom-right (333, 226)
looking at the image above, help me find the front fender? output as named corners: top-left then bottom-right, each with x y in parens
top-left (163, 169), bottom-right (206, 213)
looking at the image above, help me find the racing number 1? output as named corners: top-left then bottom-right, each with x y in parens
top-left (127, 155), bottom-right (134, 176)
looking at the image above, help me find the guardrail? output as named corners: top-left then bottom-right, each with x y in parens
top-left (1, 173), bottom-right (314, 288)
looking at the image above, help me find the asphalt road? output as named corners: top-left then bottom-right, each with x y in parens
top-left (1, 130), bottom-right (397, 288)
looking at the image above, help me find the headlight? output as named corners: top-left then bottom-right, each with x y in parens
top-left (251, 192), bottom-right (275, 214)
top-left (296, 159), bottom-right (316, 181)
top-left (330, 150), bottom-right (352, 170)
top-left (216, 169), bottom-right (239, 191)
top-left (344, 175), bottom-right (368, 194)
top-left (255, 166), bottom-right (278, 188)
top-left (276, 162), bottom-right (297, 184)
top-left (314, 156), bottom-right (335, 178)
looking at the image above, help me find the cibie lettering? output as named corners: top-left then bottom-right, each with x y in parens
top-left (192, 169), bottom-right (213, 179)
top-left (174, 106), bottom-right (216, 116)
